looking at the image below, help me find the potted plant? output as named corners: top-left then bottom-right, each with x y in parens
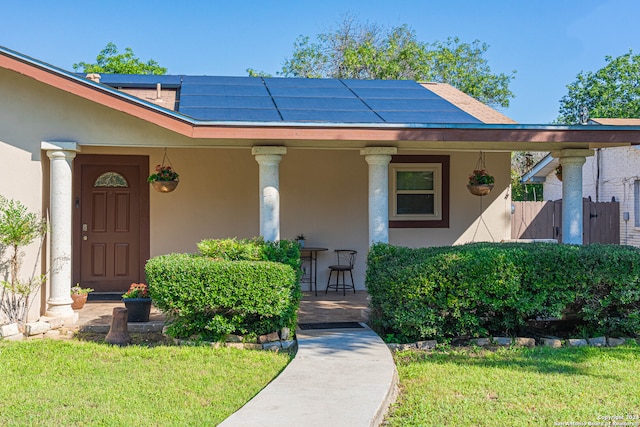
top-left (122, 283), bottom-right (152, 322)
top-left (467, 169), bottom-right (495, 196)
top-left (70, 284), bottom-right (93, 310)
top-left (148, 164), bottom-right (179, 193)
top-left (296, 234), bottom-right (306, 248)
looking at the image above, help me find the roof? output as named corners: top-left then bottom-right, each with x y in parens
top-left (420, 82), bottom-right (517, 124)
top-left (3, 44), bottom-right (640, 151)
top-left (97, 74), bottom-right (485, 124)
top-left (521, 118), bottom-right (640, 182)
top-left (590, 118), bottom-right (640, 126)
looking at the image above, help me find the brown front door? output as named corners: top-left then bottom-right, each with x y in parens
top-left (73, 155), bottom-right (150, 293)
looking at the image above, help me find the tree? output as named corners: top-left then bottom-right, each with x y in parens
top-left (276, 17), bottom-right (515, 108)
top-left (510, 151), bottom-right (545, 201)
top-left (73, 42), bottom-right (167, 75)
top-left (0, 196), bottom-right (47, 324)
top-left (557, 50), bottom-right (640, 124)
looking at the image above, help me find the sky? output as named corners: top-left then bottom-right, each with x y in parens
top-left (2, 0), bottom-right (640, 124)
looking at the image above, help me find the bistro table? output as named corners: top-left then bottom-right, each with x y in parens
top-left (299, 247), bottom-right (328, 296)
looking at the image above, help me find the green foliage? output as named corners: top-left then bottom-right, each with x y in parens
top-left (277, 16), bottom-right (515, 108)
top-left (197, 237), bottom-right (302, 282)
top-left (0, 196), bottom-right (47, 324)
top-left (557, 50), bottom-right (640, 124)
top-left (146, 238), bottom-right (301, 340)
top-left (73, 42), bottom-right (167, 75)
top-left (246, 68), bottom-right (273, 77)
top-left (511, 151), bottom-right (545, 201)
top-left (366, 243), bottom-right (640, 342)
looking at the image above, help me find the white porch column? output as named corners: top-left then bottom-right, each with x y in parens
top-left (252, 146), bottom-right (286, 242)
top-left (42, 141), bottom-right (80, 319)
top-left (552, 149), bottom-right (593, 245)
top-left (361, 147), bottom-right (397, 245)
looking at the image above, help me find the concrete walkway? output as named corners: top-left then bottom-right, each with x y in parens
top-left (220, 325), bottom-right (398, 427)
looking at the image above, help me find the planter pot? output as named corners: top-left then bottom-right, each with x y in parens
top-left (298, 239), bottom-right (305, 248)
top-left (71, 293), bottom-right (88, 310)
top-left (152, 180), bottom-right (179, 193)
top-left (467, 184), bottom-right (493, 196)
top-left (123, 298), bottom-right (152, 322)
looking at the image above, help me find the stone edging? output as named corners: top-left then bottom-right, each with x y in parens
top-left (387, 336), bottom-right (637, 351)
top-left (171, 327), bottom-right (297, 352)
top-left (0, 320), bottom-right (75, 341)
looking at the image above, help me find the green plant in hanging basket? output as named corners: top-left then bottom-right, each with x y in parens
top-left (148, 164), bottom-right (179, 183)
top-left (468, 169), bottom-right (494, 186)
top-left (148, 164), bottom-right (179, 193)
top-left (467, 169), bottom-right (494, 196)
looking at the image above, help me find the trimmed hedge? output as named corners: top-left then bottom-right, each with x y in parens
top-left (146, 238), bottom-right (301, 340)
top-left (366, 242), bottom-right (640, 342)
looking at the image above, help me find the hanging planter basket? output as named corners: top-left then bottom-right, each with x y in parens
top-left (149, 148), bottom-right (179, 193)
top-left (152, 180), bottom-right (179, 193)
top-left (467, 152), bottom-right (495, 197)
top-left (467, 184), bottom-right (494, 196)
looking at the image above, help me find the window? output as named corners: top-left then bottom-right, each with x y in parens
top-left (389, 155), bottom-right (449, 228)
top-left (392, 166), bottom-right (441, 219)
top-left (94, 172), bottom-right (128, 188)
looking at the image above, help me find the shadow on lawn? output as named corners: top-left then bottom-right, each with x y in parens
top-left (396, 344), bottom-right (640, 379)
top-left (74, 331), bottom-right (175, 347)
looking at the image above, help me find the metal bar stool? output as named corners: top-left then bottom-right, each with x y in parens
top-left (325, 249), bottom-right (357, 296)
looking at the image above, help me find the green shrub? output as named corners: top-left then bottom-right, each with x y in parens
top-left (147, 238), bottom-right (302, 341)
top-left (366, 242), bottom-right (640, 342)
top-left (197, 237), bottom-right (302, 282)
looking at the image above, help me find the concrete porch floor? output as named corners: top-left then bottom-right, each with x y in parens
top-left (74, 290), bottom-right (370, 329)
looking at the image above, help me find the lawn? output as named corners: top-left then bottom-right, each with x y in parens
top-left (0, 337), bottom-right (292, 426)
top-left (385, 344), bottom-right (640, 426)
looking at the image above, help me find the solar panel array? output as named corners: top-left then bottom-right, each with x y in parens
top-left (98, 75), bottom-right (482, 124)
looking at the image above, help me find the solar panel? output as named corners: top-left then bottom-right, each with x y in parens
top-left (182, 76), bottom-right (264, 86)
top-left (264, 77), bottom-right (345, 88)
top-left (99, 74), bottom-right (485, 125)
top-left (178, 107), bottom-right (281, 122)
top-left (274, 97), bottom-right (366, 111)
top-left (180, 95), bottom-right (274, 109)
top-left (365, 98), bottom-right (463, 112)
top-left (280, 109), bottom-right (382, 123)
top-left (378, 111), bottom-right (482, 124)
top-left (341, 79), bottom-right (420, 89)
top-left (267, 86), bottom-right (354, 98)
top-left (180, 84), bottom-right (270, 96)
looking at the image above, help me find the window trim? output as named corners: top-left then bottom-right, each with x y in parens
top-left (389, 155), bottom-right (450, 229)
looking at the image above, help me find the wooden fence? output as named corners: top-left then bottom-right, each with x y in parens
top-left (511, 199), bottom-right (619, 244)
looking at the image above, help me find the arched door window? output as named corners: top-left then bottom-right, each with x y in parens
top-left (94, 172), bottom-right (129, 188)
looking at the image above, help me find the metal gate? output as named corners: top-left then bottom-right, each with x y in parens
top-left (511, 199), bottom-right (619, 244)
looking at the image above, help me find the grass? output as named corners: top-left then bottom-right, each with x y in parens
top-left (0, 337), bottom-right (292, 426)
top-left (385, 344), bottom-right (640, 426)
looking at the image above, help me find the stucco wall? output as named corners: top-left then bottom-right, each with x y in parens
top-left (543, 146), bottom-right (640, 246)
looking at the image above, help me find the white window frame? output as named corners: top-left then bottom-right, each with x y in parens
top-left (390, 163), bottom-right (442, 221)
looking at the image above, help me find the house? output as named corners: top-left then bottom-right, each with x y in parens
top-left (521, 118), bottom-right (640, 246)
top-left (2, 46), bottom-right (640, 323)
